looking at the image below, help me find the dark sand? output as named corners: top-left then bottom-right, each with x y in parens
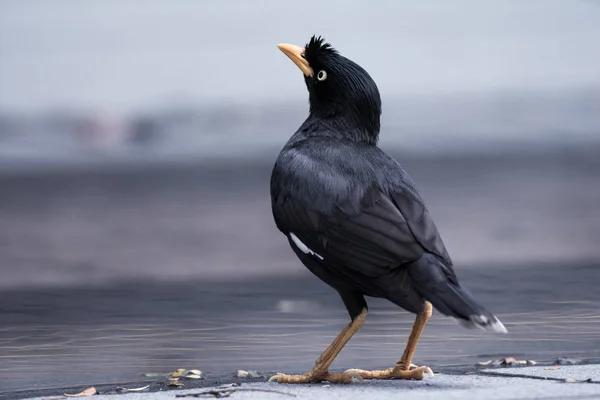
top-left (1, 147), bottom-right (599, 396)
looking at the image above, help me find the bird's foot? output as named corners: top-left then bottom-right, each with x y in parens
top-left (268, 369), bottom-right (363, 384)
top-left (344, 364), bottom-right (433, 381)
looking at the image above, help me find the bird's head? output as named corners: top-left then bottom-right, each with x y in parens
top-left (278, 36), bottom-right (382, 144)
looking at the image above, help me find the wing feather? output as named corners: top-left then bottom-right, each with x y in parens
top-left (270, 138), bottom-right (454, 285)
top-left (273, 188), bottom-right (452, 280)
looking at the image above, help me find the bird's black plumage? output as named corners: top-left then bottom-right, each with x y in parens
top-left (271, 36), bottom-right (506, 332)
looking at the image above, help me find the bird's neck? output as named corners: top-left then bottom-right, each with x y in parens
top-left (303, 111), bottom-right (380, 145)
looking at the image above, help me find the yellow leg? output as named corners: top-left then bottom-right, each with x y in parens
top-left (346, 301), bottom-right (434, 380)
top-left (269, 309), bottom-right (367, 384)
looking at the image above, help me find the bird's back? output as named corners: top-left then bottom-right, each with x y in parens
top-left (271, 134), bottom-right (419, 215)
top-left (271, 134), bottom-right (452, 266)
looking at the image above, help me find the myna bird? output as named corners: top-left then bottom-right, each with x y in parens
top-left (269, 36), bottom-right (507, 384)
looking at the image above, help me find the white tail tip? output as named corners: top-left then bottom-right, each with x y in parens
top-left (458, 315), bottom-right (508, 334)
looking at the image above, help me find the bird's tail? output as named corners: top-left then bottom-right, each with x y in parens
top-left (407, 253), bottom-right (507, 334)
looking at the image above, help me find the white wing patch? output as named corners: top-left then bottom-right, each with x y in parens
top-left (290, 233), bottom-right (324, 260)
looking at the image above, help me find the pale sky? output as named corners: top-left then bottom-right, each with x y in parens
top-left (1, 0), bottom-right (600, 113)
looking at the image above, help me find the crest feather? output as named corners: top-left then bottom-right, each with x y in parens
top-left (304, 35), bottom-right (338, 63)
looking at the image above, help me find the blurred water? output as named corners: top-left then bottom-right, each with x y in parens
top-left (1, 150), bottom-right (599, 290)
top-left (1, 90), bottom-right (600, 169)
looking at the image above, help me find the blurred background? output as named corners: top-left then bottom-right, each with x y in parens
top-left (1, 0), bottom-right (599, 395)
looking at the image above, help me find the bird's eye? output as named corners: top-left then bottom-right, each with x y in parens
top-left (317, 70), bottom-right (327, 81)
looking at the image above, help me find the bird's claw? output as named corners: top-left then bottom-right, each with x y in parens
top-left (398, 366), bottom-right (434, 380)
top-left (269, 370), bottom-right (363, 384)
top-left (344, 365), bottom-right (433, 380)
top-left (268, 373), bottom-right (284, 383)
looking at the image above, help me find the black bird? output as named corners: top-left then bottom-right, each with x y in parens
top-left (269, 36), bottom-right (507, 384)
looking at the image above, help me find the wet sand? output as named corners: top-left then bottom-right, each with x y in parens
top-left (1, 147), bottom-right (599, 394)
top-left (1, 263), bottom-right (600, 395)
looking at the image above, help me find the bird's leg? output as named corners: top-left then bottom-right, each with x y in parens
top-left (269, 309), bottom-right (367, 384)
top-left (393, 301), bottom-right (433, 373)
top-left (346, 301), bottom-right (434, 380)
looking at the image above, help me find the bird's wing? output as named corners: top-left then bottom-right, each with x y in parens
top-left (273, 184), bottom-right (454, 281)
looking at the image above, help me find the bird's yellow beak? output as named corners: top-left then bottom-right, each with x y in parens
top-left (277, 43), bottom-right (313, 77)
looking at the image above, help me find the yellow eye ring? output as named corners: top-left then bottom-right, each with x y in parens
top-left (317, 70), bottom-right (327, 81)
